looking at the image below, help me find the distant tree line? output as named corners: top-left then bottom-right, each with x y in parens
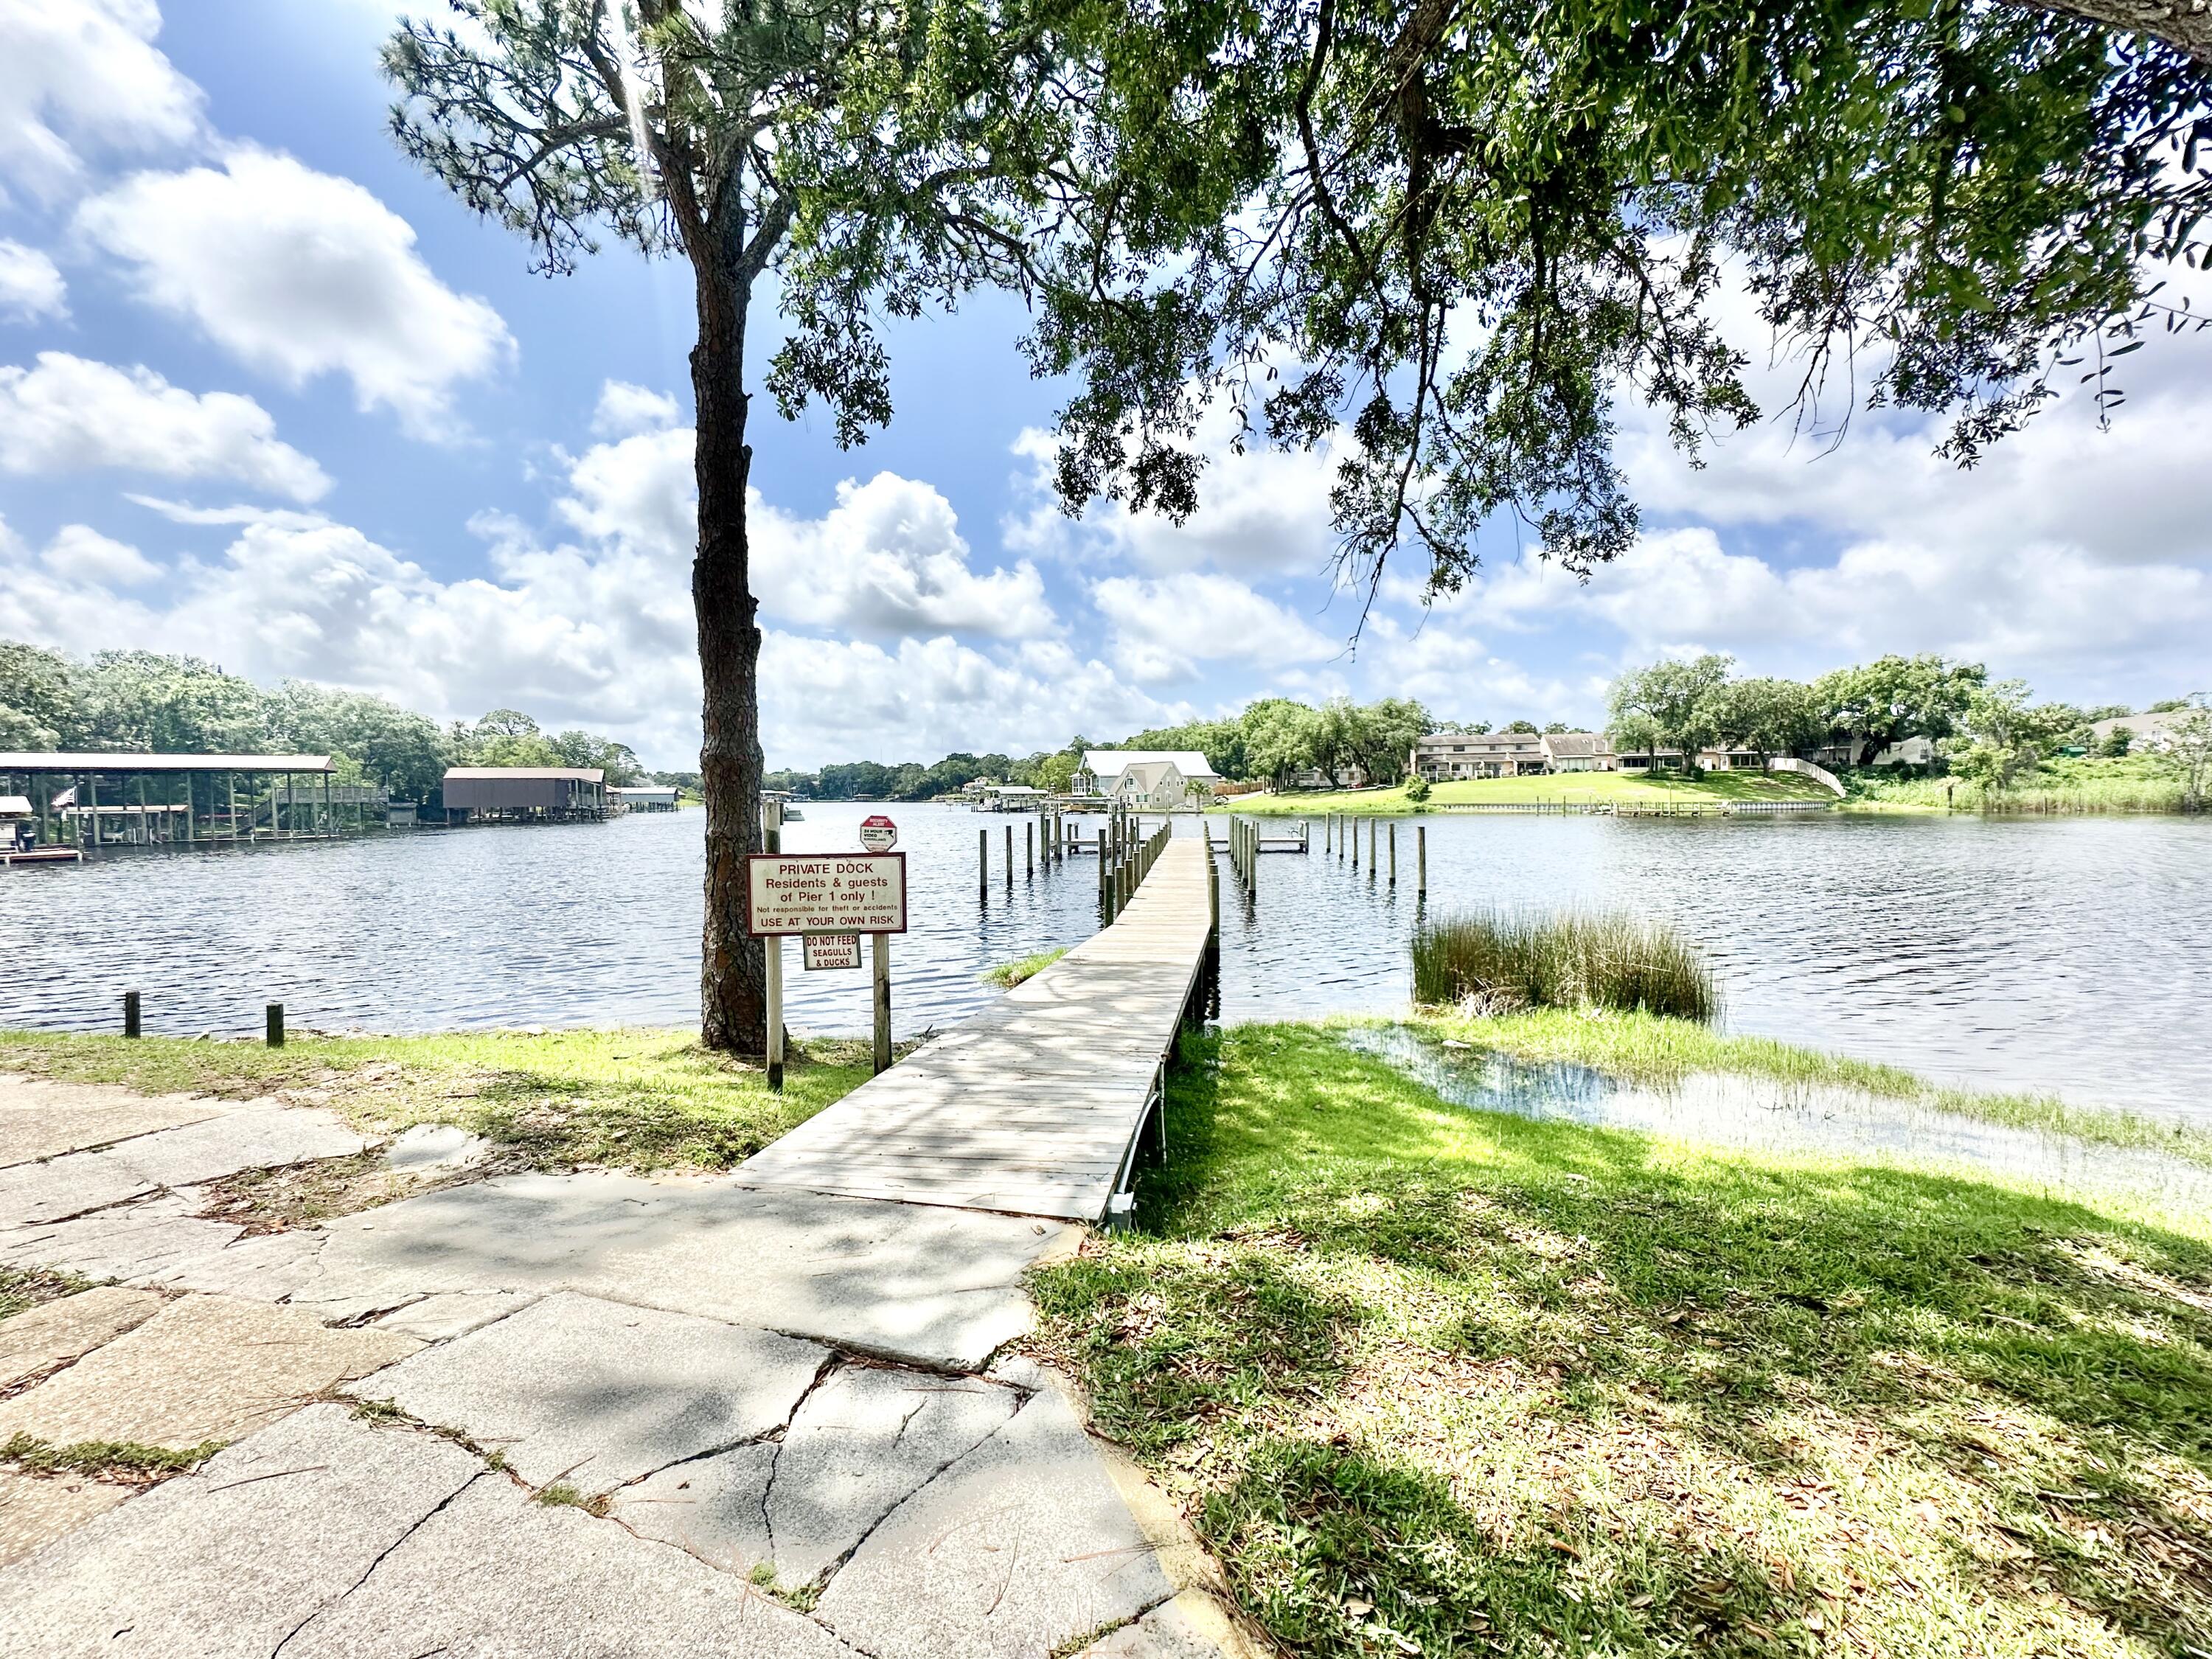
top-left (765, 698), bottom-right (1435, 800)
top-left (0, 639), bottom-right (646, 805)
top-left (1605, 652), bottom-right (2200, 790)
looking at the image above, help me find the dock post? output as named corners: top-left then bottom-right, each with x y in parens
top-left (1350, 814), bottom-right (1358, 869)
top-left (1418, 825), bottom-right (1427, 899)
top-left (1368, 817), bottom-right (1377, 881)
top-left (265, 1003), bottom-right (284, 1048)
top-left (1005, 823), bottom-right (1014, 888)
top-left (1388, 821), bottom-right (1397, 886)
top-left (1097, 828), bottom-right (1108, 913)
top-left (122, 990), bottom-right (140, 1039)
top-left (1026, 819), bottom-right (1034, 877)
top-left (1324, 813), bottom-right (1332, 854)
top-left (979, 827), bottom-right (989, 897)
top-left (871, 933), bottom-right (892, 1075)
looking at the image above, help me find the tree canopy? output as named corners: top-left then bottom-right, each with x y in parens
top-left (1032, 0), bottom-right (2212, 608)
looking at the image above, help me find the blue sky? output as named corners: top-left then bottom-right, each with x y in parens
top-left (4, 1), bottom-right (2209, 769)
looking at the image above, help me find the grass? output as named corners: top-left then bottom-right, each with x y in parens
top-left (1, 1433), bottom-right (225, 1482)
top-left (1412, 911), bottom-right (1718, 1022)
top-left (1404, 1006), bottom-right (2212, 1169)
top-left (983, 947), bottom-right (1069, 989)
top-left (1029, 1023), bottom-right (2212, 1659)
top-left (1222, 771), bottom-right (1834, 816)
top-left (1841, 757), bottom-right (2190, 815)
top-left (0, 1026), bottom-right (874, 1175)
top-left (0, 1265), bottom-right (94, 1322)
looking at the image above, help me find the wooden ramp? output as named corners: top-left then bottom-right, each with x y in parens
top-left (734, 836), bottom-right (1214, 1222)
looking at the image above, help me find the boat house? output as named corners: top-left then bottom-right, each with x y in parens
top-left (441, 767), bottom-right (609, 823)
top-left (0, 751), bottom-right (369, 851)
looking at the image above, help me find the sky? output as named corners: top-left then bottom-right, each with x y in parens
top-left (1, 1), bottom-right (2208, 771)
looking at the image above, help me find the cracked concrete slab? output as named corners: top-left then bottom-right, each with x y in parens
top-left (0, 1285), bottom-right (165, 1388)
top-left (0, 1197), bottom-right (243, 1283)
top-left (0, 1074), bottom-right (232, 1169)
top-left (0, 1404), bottom-right (481, 1658)
top-left (618, 1363), bottom-right (1021, 1587)
top-left (345, 1290), bottom-right (827, 1493)
top-left (0, 1106), bottom-right (366, 1231)
top-left (369, 1288), bottom-right (538, 1342)
top-left (153, 1172), bottom-right (1071, 1368)
top-left (1078, 1593), bottom-right (1251, 1658)
top-left (380, 1122), bottom-right (487, 1172)
top-left (0, 1294), bottom-right (420, 1450)
top-left (282, 1472), bottom-right (859, 1659)
top-left (0, 1470), bottom-right (132, 1569)
top-left (815, 1386), bottom-right (1174, 1659)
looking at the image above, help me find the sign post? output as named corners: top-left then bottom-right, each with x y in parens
top-left (747, 839), bottom-right (908, 1082)
top-left (856, 816), bottom-right (898, 1074)
top-left (762, 798), bottom-right (785, 1091)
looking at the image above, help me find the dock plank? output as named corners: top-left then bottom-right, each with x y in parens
top-left (734, 835), bottom-right (1213, 1222)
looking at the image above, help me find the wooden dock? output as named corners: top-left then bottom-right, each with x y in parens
top-left (734, 837), bottom-right (1215, 1222)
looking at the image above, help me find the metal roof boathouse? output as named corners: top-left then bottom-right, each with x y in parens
top-left (440, 767), bottom-right (610, 824)
top-left (0, 752), bottom-right (383, 861)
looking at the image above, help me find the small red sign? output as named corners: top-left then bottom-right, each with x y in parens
top-left (858, 814), bottom-right (898, 852)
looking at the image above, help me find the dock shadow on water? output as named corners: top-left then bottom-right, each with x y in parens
top-left (1340, 1023), bottom-right (2212, 1218)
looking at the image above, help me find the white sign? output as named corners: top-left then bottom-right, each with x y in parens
top-left (802, 932), bottom-right (862, 971)
top-left (859, 813), bottom-right (898, 852)
top-left (747, 852), bottom-right (907, 936)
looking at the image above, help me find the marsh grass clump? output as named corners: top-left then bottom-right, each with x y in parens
top-left (983, 947), bottom-right (1068, 989)
top-left (1412, 910), bottom-right (1717, 1021)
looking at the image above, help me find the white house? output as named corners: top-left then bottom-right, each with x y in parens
top-left (1077, 750), bottom-right (1222, 807)
top-left (2089, 710), bottom-right (2191, 752)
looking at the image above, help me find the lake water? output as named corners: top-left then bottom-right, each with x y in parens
top-left (1, 803), bottom-right (2207, 1126)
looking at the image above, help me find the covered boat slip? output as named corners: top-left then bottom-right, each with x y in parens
top-left (0, 752), bottom-right (376, 851)
top-left (734, 836), bottom-right (1217, 1222)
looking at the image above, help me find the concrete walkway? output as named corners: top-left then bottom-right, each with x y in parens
top-left (0, 900), bottom-right (1248, 1659)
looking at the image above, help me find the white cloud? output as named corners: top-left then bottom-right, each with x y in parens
top-left (0, 240), bottom-right (66, 321)
top-left (76, 145), bottom-right (515, 435)
top-left (41, 524), bottom-right (159, 586)
top-left (1090, 571), bottom-right (1336, 684)
top-left (754, 473), bottom-right (1057, 640)
top-left (0, 434), bottom-right (1167, 766)
top-left (592, 380), bottom-right (683, 437)
top-left (0, 352), bottom-right (330, 501)
top-left (1006, 414), bottom-right (1349, 580)
top-left (0, 0), bottom-right (204, 201)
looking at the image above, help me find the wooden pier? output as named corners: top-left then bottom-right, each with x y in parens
top-left (734, 836), bottom-right (1216, 1222)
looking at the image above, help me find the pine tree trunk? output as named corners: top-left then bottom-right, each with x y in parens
top-left (692, 264), bottom-right (767, 1053)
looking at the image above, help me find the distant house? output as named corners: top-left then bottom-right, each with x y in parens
top-left (1410, 730), bottom-right (1616, 779)
top-left (1410, 731), bottom-right (1546, 779)
top-left (610, 785), bottom-right (679, 812)
top-left (442, 767), bottom-right (608, 823)
top-left (2089, 710), bottom-right (2191, 752)
top-left (1293, 762), bottom-right (1368, 790)
top-left (1077, 751), bottom-right (1222, 807)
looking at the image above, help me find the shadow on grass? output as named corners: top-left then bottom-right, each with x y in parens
top-left (1033, 1025), bottom-right (2212, 1659)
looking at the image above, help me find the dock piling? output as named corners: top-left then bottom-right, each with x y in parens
top-left (978, 827), bottom-right (988, 897)
top-left (1417, 824), bottom-right (1427, 899)
top-left (1388, 821), bottom-right (1397, 886)
top-left (265, 1003), bottom-right (284, 1048)
top-left (122, 990), bottom-right (140, 1040)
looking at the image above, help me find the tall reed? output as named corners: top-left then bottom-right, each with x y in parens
top-left (1411, 910), bottom-right (1718, 1021)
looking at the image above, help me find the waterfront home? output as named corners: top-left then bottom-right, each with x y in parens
top-left (1077, 750), bottom-right (1222, 807)
top-left (1411, 730), bottom-right (1617, 779)
top-left (2088, 710), bottom-right (2190, 752)
top-left (610, 785), bottom-right (679, 812)
top-left (1292, 762), bottom-right (1370, 789)
top-left (441, 766), bottom-right (608, 823)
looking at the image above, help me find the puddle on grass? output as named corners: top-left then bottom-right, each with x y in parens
top-left (1340, 1023), bottom-right (2212, 1222)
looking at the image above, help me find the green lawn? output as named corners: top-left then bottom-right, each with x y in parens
top-left (0, 1027), bottom-right (872, 1173)
top-left (1030, 1023), bottom-right (2212, 1659)
top-left (1222, 770), bottom-right (1834, 815)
